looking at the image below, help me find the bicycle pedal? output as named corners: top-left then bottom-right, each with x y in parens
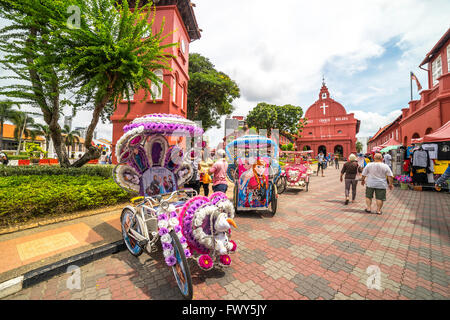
top-left (137, 239), bottom-right (149, 248)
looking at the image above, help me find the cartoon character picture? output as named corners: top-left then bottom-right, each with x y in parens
top-left (133, 147), bottom-right (147, 173)
top-left (238, 158), bottom-right (269, 207)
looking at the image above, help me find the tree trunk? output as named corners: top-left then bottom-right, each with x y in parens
top-left (71, 85), bottom-right (115, 168)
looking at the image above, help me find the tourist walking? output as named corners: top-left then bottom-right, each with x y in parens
top-left (383, 152), bottom-right (392, 171)
top-left (199, 149), bottom-right (213, 196)
top-left (334, 154), bottom-right (340, 169)
top-left (209, 149), bottom-right (229, 193)
top-left (184, 150), bottom-right (201, 195)
top-left (340, 154), bottom-right (362, 205)
top-left (317, 152), bottom-right (325, 177)
top-left (361, 153), bottom-right (394, 215)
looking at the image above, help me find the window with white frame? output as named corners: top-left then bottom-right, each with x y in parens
top-left (447, 45), bottom-right (450, 74)
top-left (151, 69), bottom-right (163, 100)
top-left (181, 85), bottom-right (185, 110)
top-left (126, 85), bottom-right (134, 101)
top-left (172, 75), bottom-right (177, 103)
top-left (432, 55), bottom-right (442, 86)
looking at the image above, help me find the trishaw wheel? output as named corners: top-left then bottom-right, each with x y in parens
top-left (120, 208), bottom-right (143, 257)
top-left (270, 184), bottom-right (277, 216)
top-left (306, 181), bottom-right (309, 192)
top-left (169, 230), bottom-right (193, 300)
top-left (277, 176), bottom-right (287, 194)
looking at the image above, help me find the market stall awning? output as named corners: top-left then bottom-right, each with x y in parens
top-left (411, 137), bottom-right (423, 144)
top-left (379, 138), bottom-right (401, 148)
top-left (380, 145), bottom-right (400, 153)
top-left (422, 121), bottom-right (450, 143)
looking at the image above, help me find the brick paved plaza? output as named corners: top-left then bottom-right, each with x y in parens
top-left (5, 166), bottom-right (450, 300)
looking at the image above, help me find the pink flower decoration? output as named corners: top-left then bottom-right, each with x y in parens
top-left (229, 240), bottom-right (237, 252)
top-left (198, 255), bottom-right (214, 270)
top-left (219, 254), bottom-right (231, 266)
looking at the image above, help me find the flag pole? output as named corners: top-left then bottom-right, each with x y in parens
top-left (410, 72), bottom-right (413, 101)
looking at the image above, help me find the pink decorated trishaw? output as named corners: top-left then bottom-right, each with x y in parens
top-left (113, 114), bottom-right (237, 299)
top-left (277, 150), bottom-right (313, 193)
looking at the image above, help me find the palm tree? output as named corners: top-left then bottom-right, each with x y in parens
top-left (0, 100), bottom-right (19, 151)
top-left (11, 112), bottom-right (40, 154)
top-left (35, 123), bottom-right (51, 154)
top-left (356, 141), bottom-right (363, 153)
top-left (62, 125), bottom-right (80, 158)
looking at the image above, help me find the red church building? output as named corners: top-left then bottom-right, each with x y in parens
top-left (296, 81), bottom-right (360, 158)
top-left (368, 27), bottom-right (450, 149)
top-left (110, 0), bottom-right (201, 163)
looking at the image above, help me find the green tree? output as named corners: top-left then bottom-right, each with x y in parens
top-left (187, 53), bottom-right (240, 130)
top-left (246, 102), bottom-right (278, 135)
top-left (0, 0), bottom-right (175, 167)
top-left (0, 100), bottom-right (19, 150)
top-left (10, 112), bottom-right (40, 153)
top-left (246, 102), bottom-right (305, 140)
top-left (62, 125), bottom-right (80, 158)
top-left (356, 141), bottom-right (363, 153)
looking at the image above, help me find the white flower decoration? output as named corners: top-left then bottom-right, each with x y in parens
top-left (168, 217), bottom-right (179, 227)
top-left (160, 234), bottom-right (171, 243)
top-left (163, 249), bottom-right (174, 258)
top-left (158, 220), bottom-right (169, 229)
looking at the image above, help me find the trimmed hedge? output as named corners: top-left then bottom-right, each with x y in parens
top-left (0, 174), bottom-right (129, 226)
top-left (0, 165), bottom-right (114, 178)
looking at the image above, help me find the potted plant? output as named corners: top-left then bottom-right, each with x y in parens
top-left (395, 175), bottom-right (412, 189)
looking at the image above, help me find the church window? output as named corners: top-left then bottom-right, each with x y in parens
top-left (432, 55), bottom-right (442, 86)
top-left (172, 74), bottom-right (178, 103)
top-left (151, 69), bottom-right (163, 100)
top-left (322, 93), bottom-right (327, 99)
top-left (447, 45), bottom-right (450, 74)
top-left (308, 132), bottom-right (313, 135)
top-left (337, 130), bottom-right (342, 134)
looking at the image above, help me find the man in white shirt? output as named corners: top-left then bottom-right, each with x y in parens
top-left (361, 153), bottom-right (394, 215)
top-left (383, 152), bottom-right (392, 170)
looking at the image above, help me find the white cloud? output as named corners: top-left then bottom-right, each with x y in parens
top-left (352, 109), bottom-right (402, 138)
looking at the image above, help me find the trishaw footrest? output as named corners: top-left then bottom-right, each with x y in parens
top-left (137, 239), bottom-right (149, 248)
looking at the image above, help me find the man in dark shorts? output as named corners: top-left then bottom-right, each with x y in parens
top-left (361, 153), bottom-right (394, 215)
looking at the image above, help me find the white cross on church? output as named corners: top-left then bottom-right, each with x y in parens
top-left (320, 103), bottom-right (328, 115)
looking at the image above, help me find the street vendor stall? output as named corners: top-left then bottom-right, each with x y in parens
top-left (422, 121), bottom-right (450, 190)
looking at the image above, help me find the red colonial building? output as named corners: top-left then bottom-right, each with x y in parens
top-left (296, 81), bottom-right (360, 158)
top-left (111, 0), bottom-right (201, 163)
top-left (368, 28), bottom-right (450, 149)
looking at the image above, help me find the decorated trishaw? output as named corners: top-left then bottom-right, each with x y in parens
top-left (113, 114), bottom-right (237, 300)
top-left (277, 150), bottom-right (313, 194)
top-left (225, 135), bottom-right (281, 215)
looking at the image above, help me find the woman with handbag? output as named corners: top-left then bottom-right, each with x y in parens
top-left (340, 154), bottom-right (363, 205)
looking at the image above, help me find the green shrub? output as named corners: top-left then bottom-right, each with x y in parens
top-left (6, 155), bottom-right (29, 160)
top-left (0, 174), bottom-right (129, 226)
top-left (0, 165), bottom-right (114, 177)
